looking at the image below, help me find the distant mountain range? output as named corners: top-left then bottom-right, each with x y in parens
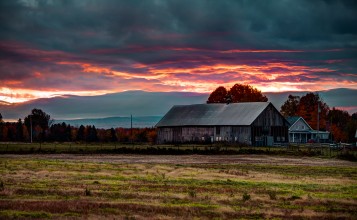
top-left (1, 89), bottom-right (356, 127)
top-left (0, 91), bottom-right (208, 121)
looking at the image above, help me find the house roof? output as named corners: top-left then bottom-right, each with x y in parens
top-left (286, 116), bottom-right (300, 126)
top-left (156, 102), bottom-right (271, 127)
top-left (287, 116), bottom-right (313, 130)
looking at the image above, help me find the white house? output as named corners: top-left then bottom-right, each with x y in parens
top-left (287, 116), bottom-right (330, 143)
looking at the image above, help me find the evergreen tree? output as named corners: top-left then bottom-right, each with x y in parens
top-left (110, 128), bottom-right (118, 142)
top-left (0, 113), bottom-right (3, 141)
top-left (77, 125), bottom-right (85, 141)
top-left (16, 119), bottom-right (24, 141)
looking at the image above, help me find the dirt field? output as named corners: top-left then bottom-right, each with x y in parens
top-left (0, 154), bottom-right (356, 219)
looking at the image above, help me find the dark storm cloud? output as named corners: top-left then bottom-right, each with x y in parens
top-left (2, 0), bottom-right (357, 52)
top-left (0, 0), bottom-right (356, 98)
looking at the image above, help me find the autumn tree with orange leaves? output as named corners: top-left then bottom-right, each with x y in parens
top-left (296, 93), bottom-right (329, 131)
top-left (207, 84), bottom-right (268, 103)
top-left (281, 93), bottom-right (357, 142)
top-left (328, 108), bottom-right (357, 142)
top-left (207, 86), bottom-right (228, 103)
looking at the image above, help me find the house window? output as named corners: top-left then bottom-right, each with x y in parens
top-left (301, 125), bottom-right (305, 130)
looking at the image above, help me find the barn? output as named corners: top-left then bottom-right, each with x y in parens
top-left (155, 102), bottom-right (289, 146)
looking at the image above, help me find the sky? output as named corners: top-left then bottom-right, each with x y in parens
top-left (0, 0), bottom-right (357, 104)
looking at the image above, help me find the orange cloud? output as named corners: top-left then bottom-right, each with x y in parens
top-left (54, 60), bottom-right (355, 94)
top-left (0, 87), bottom-right (110, 103)
top-left (1, 42), bottom-right (355, 103)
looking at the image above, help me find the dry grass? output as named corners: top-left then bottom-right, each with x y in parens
top-left (0, 155), bottom-right (356, 219)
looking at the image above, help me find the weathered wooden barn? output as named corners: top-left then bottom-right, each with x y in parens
top-left (156, 102), bottom-right (289, 146)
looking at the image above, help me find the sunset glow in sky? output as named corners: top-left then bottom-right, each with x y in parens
top-left (1, 0), bottom-right (357, 103)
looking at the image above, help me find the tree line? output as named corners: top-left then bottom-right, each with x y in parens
top-left (0, 110), bottom-right (157, 143)
top-left (1, 84), bottom-right (356, 143)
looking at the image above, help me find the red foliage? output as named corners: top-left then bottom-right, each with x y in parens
top-left (207, 84), bottom-right (267, 103)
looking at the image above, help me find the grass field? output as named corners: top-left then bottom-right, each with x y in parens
top-left (0, 154), bottom-right (356, 219)
top-left (1, 143), bottom-right (356, 160)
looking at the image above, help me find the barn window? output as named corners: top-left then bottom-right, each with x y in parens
top-left (216, 127), bottom-right (220, 135)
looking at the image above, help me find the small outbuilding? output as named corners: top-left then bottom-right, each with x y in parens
top-left (155, 102), bottom-right (289, 146)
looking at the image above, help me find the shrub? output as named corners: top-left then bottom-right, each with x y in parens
top-left (188, 189), bottom-right (197, 198)
top-left (84, 188), bottom-right (91, 196)
top-left (268, 191), bottom-right (277, 200)
top-left (242, 192), bottom-right (250, 202)
top-left (0, 180), bottom-right (4, 191)
top-left (289, 195), bottom-right (301, 200)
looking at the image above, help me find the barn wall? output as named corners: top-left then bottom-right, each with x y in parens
top-left (157, 126), bottom-right (251, 144)
top-left (232, 126), bottom-right (251, 144)
top-left (213, 126), bottom-right (251, 144)
top-left (157, 127), bottom-right (173, 144)
top-left (251, 104), bottom-right (289, 144)
top-left (252, 104), bottom-right (287, 126)
top-left (181, 127), bottom-right (214, 142)
top-left (157, 126), bottom-right (214, 144)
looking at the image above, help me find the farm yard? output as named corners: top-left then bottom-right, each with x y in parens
top-left (0, 154), bottom-right (356, 219)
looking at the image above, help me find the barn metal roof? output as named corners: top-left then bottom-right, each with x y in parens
top-left (156, 102), bottom-right (271, 127)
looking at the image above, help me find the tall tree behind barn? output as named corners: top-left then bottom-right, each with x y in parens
top-left (156, 102), bottom-right (289, 146)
